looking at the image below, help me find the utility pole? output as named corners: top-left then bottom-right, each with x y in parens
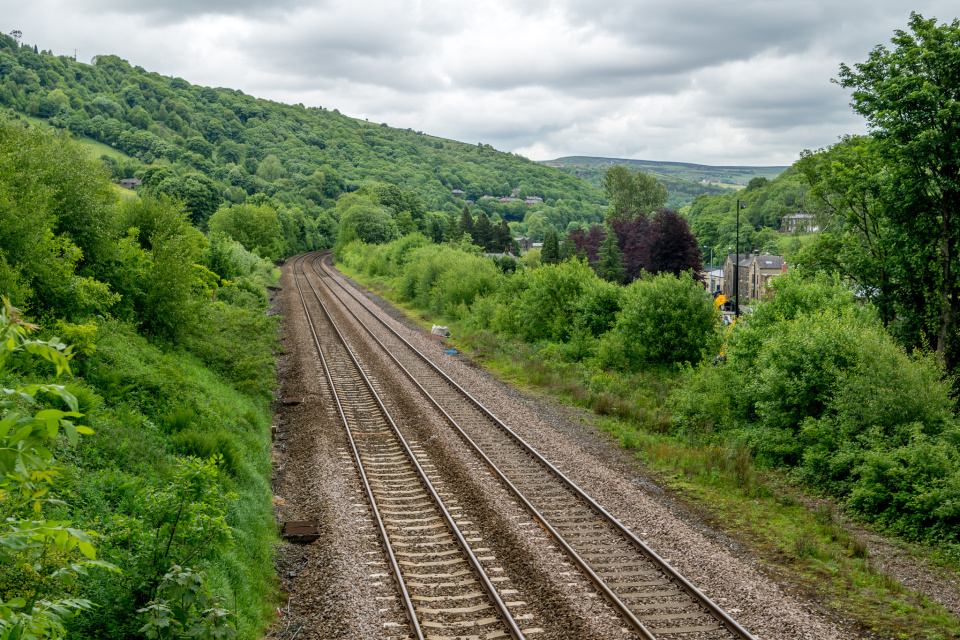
top-left (734, 199), bottom-right (746, 316)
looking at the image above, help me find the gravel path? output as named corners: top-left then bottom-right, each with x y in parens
top-left (270, 256), bottom-right (958, 640)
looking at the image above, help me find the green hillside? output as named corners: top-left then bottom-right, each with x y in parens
top-left (681, 165), bottom-right (818, 262)
top-left (0, 34), bottom-right (612, 241)
top-left (543, 156), bottom-right (790, 210)
top-left (0, 33), bottom-right (798, 240)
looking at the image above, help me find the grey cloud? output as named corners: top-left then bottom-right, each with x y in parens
top-left (9, 0), bottom-right (960, 165)
top-left (77, 0), bottom-right (321, 24)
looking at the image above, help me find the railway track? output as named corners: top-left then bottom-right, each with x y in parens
top-left (306, 251), bottom-right (756, 640)
top-left (292, 253), bottom-right (535, 640)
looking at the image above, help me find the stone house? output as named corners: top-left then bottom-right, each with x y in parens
top-left (748, 252), bottom-right (785, 300)
top-left (722, 253), bottom-right (753, 303)
top-left (722, 250), bottom-right (786, 304)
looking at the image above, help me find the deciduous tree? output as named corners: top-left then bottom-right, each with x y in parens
top-left (601, 165), bottom-right (667, 223)
top-left (837, 12), bottom-right (960, 364)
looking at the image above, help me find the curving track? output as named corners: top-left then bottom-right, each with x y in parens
top-left (292, 253), bottom-right (533, 640)
top-left (301, 250), bottom-right (756, 640)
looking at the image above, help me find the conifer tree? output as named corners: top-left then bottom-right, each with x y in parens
top-left (474, 212), bottom-right (493, 251)
top-left (495, 219), bottom-right (512, 253)
top-left (541, 228), bottom-right (561, 265)
top-left (595, 228), bottom-right (625, 284)
top-left (458, 206), bottom-right (474, 240)
top-left (445, 211), bottom-right (462, 242)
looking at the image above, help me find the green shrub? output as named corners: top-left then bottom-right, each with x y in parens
top-left (847, 429), bottom-right (960, 542)
top-left (599, 271), bottom-right (717, 370)
top-left (668, 362), bottom-right (738, 438)
top-left (511, 259), bottom-right (598, 343)
top-left (393, 243), bottom-right (501, 316)
top-left (741, 311), bottom-right (954, 474)
top-left (671, 274), bottom-right (960, 543)
top-left (726, 271), bottom-right (876, 370)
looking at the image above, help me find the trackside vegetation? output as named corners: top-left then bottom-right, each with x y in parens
top-left (2, 11), bottom-right (960, 639)
top-left (338, 234), bottom-right (960, 640)
top-left (338, 236), bottom-right (960, 551)
top-left (0, 121), bottom-right (279, 639)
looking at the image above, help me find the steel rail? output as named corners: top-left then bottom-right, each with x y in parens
top-left (296, 252), bottom-right (527, 640)
top-left (313, 251), bottom-right (756, 640)
top-left (291, 253), bottom-right (423, 640)
top-left (306, 254), bottom-right (661, 638)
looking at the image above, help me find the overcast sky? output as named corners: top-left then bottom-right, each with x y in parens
top-left (5, 1), bottom-right (957, 165)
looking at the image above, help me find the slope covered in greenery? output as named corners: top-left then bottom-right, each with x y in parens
top-left (0, 119), bottom-right (279, 639)
top-left (681, 167), bottom-right (816, 259)
top-left (0, 32), bottom-right (611, 244)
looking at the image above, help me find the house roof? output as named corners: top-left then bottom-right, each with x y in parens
top-left (729, 253), bottom-right (784, 270)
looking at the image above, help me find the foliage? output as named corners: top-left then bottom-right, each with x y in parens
top-left (669, 273), bottom-right (960, 544)
top-left (0, 123), bottom-right (120, 319)
top-left (685, 166), bottom-right (814, 260)
top-left (138, 566), bottom-right (237, 640)
top-left (835, 12), bottom-right (960, 366)
top-left (507, 259), bottom-right (598, 343)
top-left (540, 228), bottom-right (560, 265)
top-left (104, 457), bottom-right (234, 596)
top-left (795, 136), bottom-right (892, 321)
top-left (0, 39), bottom-right (613, 249)
top-left (545, 156), bottom-right (786, 209)
top-left (598, 271), bottom-right (716, 370)
top-left (569, 210), bottom-right (702, 283)
top-left (594, 229), bottom-right (624, 284)
top-left (0, 300), bottom-right (119, 640)
top-left (333, 194), bottom-right (398, 255)
top-left (115, 196), bottom-right (205, 342)
top-left (0, 118), bottom-right (278, 639)
top-left (601, 165), bottom-right (667, 222)
top-left (208, 203), bottom-right (281, 260)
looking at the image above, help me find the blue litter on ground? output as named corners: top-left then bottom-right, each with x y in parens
top-left (444, 350), bottom-right (458, 354)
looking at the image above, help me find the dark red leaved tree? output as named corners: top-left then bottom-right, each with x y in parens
top-left (644, 209), bottom-right (703, 280)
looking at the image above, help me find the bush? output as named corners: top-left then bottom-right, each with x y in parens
top-left (599, 271), bottom-right (717, 370)
top-left (741, 311), bottom-right (954, 474)
top-left (392, 243), bottom-right (502, 316)
top-left (510, 259), bottom-right (599, 343)
top-left (671, 274), bottom-right (960, 543)
top-left (668, 362), bottom-right (738, 438)
top-left (846, 430), bottom-right (960, 542)
top-left (726, 271), bottom-right (876, 370)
